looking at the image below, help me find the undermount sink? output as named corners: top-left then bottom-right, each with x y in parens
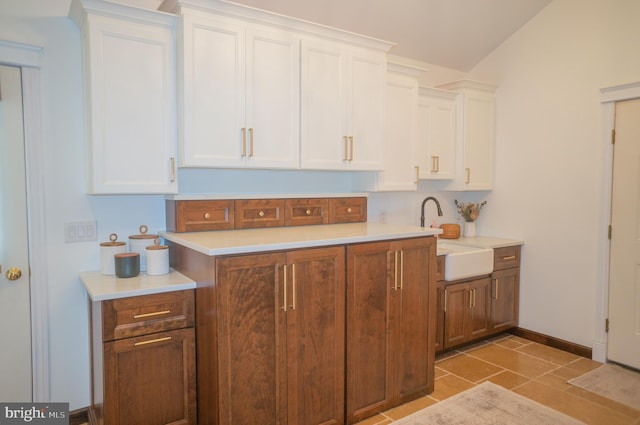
top-left (437, 241), bottom-right (494, 281)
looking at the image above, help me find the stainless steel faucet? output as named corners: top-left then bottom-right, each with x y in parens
top-left (420, 196), bottom-right (443, 227)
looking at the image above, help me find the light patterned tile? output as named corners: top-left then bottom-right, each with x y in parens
top-left (516, 343), bottom-right (580, 365)
top-left (466, 342), bottom-right (558, 378)
top-left (437, 353), bottom-right (503, 383)
top-left (431, 373), bottom-right (475, 401)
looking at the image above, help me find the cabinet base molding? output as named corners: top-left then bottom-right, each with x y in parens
top-left (510, 327), bottom-right (592, 359)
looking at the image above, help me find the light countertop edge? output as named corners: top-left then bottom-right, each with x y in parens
top-left (80, 269), bottom-right (196, 302)
top-left (160, 222), bottom-right (442, 256)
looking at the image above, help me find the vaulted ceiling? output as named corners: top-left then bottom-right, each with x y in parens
top-left (0, 0), bottom-right (552, 71)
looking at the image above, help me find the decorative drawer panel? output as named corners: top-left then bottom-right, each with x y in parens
top-left (102, 290), bottom-right (195, 341)
top-left (166, 200), bottom-right (234, 232)
top-left (493, 245), bottom-right (521, 271)
top-left (284, 198), bottom-right (329, 226)
top-left (328, 197), bottom-right (367, 223)
top-left (234, 199), bottom-right (285, 229)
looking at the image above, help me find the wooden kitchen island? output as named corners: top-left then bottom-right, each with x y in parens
top-left (162, 221), bottom-right (441, 425)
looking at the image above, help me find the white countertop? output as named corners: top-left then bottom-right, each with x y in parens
top-left (80, 269), bottom-right (196, 302)
top-left (160, 222), bottom-right (442, 256)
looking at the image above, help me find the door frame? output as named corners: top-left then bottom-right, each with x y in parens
top-left (0, 40), bottom-right (49, 402)
top-left (596, 81), bottom-right (640, 363)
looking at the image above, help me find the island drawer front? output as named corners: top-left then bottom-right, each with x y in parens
top-left (235, 199), bottom-right (285, 229)
top-left (166, 200), bottom-right (234, 232)
top-left (328, 197), bottom-right (367, 224)
top-left (102, 290), bottom-right (195, 342)
top-left (284, 198), bottom-right (329, 226)
top-left (493, 245), bottom-right (521, 270)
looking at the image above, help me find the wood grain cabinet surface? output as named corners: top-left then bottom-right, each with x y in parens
top-left (90, 290), bottom-right (196, 425)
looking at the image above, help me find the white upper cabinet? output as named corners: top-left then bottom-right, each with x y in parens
top-left (172, 8), bottom-right (300, 169)
top-left (70, 0), bottom-right (178, 194)
top-left (437, 80), bottom-right (497, 191)
top-left (300, 39), bottom-right (388, 170)
top-left (417, 87), bottom-right (458, 180)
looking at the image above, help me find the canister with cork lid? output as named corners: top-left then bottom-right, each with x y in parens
top-left (128, 225), bottom-right (157, 272)
top-left (146, 238), bottom-right (170, 276)
top-left (100, 233), bottom-right (126, 275)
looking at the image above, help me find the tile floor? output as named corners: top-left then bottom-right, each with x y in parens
top-left (356, 334), bottom-right (640, 425)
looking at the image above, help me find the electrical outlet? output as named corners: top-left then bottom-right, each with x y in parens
top-left (65, 221), bottom-right (97, 243)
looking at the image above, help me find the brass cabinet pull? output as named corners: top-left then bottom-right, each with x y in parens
top-left (258, 210), bottom-right (265, 217)
top-left (170, 157), bottom-right (176, 182)
top-left (501, 255), bottom-right (516, 261)
top-left (349, 136), bottom-right (354, 161)
top-left (431, 156), bottom-right (440, 173)
top-left (204, 212), bottom-right (211, 220)
top-left (494, 279), bottom-right (500, 300)
top-left (393, 251), bottom-right (399, 291)
top-left (399, 250), bottom-right (404, 290)
top-left (249, 128), bottom-right (254, 157)
top-left (415, 166), bottom-right (419, 184)
top-left (473, 289), bottom-right (476, 307)
top-left (282, 265), bottom-right (287, 311)
top-left (134, 336), bottom-right (172, 346)
top-left (443, 289), bottom-right (447, 313)
top-left (241, 128), bottom-right (247, 157)
top-left (346, 207), bottom-right (352, 214)
top-left (465, 168), bottom-right (471, 184)
top-left (290, 264), bottom-right (296, 310)
top-left (343, 136), bottom-right (349, 161)
top-left (305, 209), bottom-right (312, 215)
top-left (133, 310), bottom-right (171, 319)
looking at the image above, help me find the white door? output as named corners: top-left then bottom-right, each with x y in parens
top-left (0, 64), bottom-right (32, 400)
top-left (608, 98), bottom-right (640, 370)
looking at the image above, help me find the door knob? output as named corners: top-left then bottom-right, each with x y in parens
top-left (6, 267), bottom-right (22, 281)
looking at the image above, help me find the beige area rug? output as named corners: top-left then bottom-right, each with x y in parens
top-left (568, 363), bottom-right (640, 411)
top-left (392, 381), bottom-right (585, 425)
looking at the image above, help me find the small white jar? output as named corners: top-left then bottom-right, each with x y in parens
top-left (146, 238), bottom-right (170, 276)
top-left (128, 225), bottom-right (157, 272)
top-left (100, 233), bottom-right (126, 275)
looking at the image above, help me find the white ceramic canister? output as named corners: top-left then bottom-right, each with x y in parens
top-left (100, 233), bottom-right (127, 275)
top-left (128, 225), bottom-right (157, 272)
top-left (146, 238), bottom-right (170, 276)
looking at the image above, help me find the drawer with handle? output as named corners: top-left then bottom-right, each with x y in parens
top-left (328, 197), bottom-right (367, 224)
top-left (101, 290), bottom-right (195, 341)
top-left (166, 199), bottom-right (234, 232)
top-left (493, 245), bottom-right (521, 271)
top-left (284, 198), bottom-right (329, 226)
top-left (235, 199), bottom-right (285, 229)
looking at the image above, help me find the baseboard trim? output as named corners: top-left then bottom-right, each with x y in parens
top-left (510, 327), bottom-right (592, 359)
top-left (69, 407), bottom-right (89, 425)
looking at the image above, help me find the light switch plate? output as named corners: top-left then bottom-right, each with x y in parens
top-left (65, 221), bottom-right (97, 243)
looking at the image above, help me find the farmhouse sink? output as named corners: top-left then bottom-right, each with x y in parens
top-left (437, 241), bottom-right (494, 281)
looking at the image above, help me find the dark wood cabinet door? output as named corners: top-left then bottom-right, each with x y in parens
top-left (346, 241), bottom-right (393, 422)
top-left (392, 237), bottom-right (436, 402)
top-left (215, 252), bottom-right (288, 425)
top-left (443, 282), bottom-right (469, 349)
top-left (103, 328), bottom-right (196, 425)
top-left (491, 268), bottom-right (520, 332)
top-left (468, 277), bottom-right (491, 339)
top-left (287, 247), bottom-right (345, 425)
top-left (435, 281), bottom-right (445, 353)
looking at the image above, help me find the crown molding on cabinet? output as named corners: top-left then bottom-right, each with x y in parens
top-left (69, 0), bottom-right (177, 29)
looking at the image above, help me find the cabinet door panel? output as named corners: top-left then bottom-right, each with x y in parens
top-left (103, 328), bottom-right (196, 425)
top-left (443, 283), bottom-right (468, 348)
top-left (246, 26), bottom-right (300, 168)
top-left (216, 253), bottom-right (287, 425)
top-left (393, 237), bottom-right (435, 400)
top-left (346, 241), bottom-right (392, 421)
top-left (468, 278), bottom-right (491, 339)
top-left (181, 15), bottom-right (246, 167)
top-left (491, 268), bottom-right (519, 332)
top-left (288, 247), bottom-right (345, 425)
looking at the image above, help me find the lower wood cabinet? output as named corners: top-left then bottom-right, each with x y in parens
top-left (443, 277), bottom-right (491, 349)
top-left (490, 262), bottom-right (520, 332)
top-left (346, 237), bottom-right (436, 423)
top-left (90, 290), bottom-right (196, 425)
top-left (213, 246), bottom-right (345, 425)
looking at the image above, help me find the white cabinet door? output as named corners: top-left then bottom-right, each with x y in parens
top-left (438, 80), bottom-right (496, 191)
top-left (179, 13), bottom-right (300, 169)
top-left (370, 72), bottom-right (418, 191)
top-left (301, 39), bottom-right (385, 170)
top-left (76, 2), bottom-right (178, 194)
top-left (417, 87), bottom-right (457, 180)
